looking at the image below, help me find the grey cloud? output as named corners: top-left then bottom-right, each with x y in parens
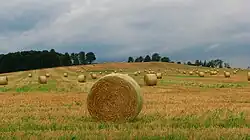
top-left (0, 0), bottom-right (250, 67)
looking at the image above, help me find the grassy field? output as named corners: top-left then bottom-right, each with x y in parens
top-left (1, 62), bottom-right (250, 140)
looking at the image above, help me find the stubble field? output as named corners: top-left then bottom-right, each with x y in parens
top-left (1, 62), bottom-right (250, 140)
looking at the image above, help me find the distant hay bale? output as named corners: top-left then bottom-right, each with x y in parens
top-left (45, 73), bottom-right (50, 77)
top-left (183, 71), bottom-right (186, 74)
top-left (28, 73), bottom-right (32, 77)
top-left (137, 71), bottom-right (141, 74)
top-left (233, 71), bottom-right (237, 74)
top-left (91, 73), bottom-right (97, 79)
top-left (119, 69), bottom-right (123, 72)
top-left (195, 71), bottom-right (199, 74)
top-left (78, 75), bottom-right (86, 83)
top-left (144, 74), bottom-right (157, 86)
top-left (247, 72), bottom-right (250, 81)
top-left (87, 73), bottom-right (143, 122)
top-left (224, 71), bottom-right (230, 78)
top-left (156, 73), bottom-right (162, 79)
top-left (210, 71), bottom-right (217, 75)
top-left (189, 71), bottom-right (194, 75)
top-left (204, 70), bottom-right (208, 73)
top-left (114, 70), bottom-right (117, 73)
top-left (134, 72), bottom-right (138, 76)
top-left (0, 76), bottom-right (8, 85)
top-left (198, 72), bottom-right (205, 77)
top-left (38, 76), bottom-right (47, 84)
top-left (64, 72), bottom-right (68, 77)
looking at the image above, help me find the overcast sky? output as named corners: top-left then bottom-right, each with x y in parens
top-left (0, 0), bottom-right (250, 68)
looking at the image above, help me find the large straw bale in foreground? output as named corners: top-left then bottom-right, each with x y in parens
top-left (78, 75), bottom-right (86, 83)
top-left (38, 76), bottom-right (47, 84)
top-left (0, 76), bottom-right (8, 85)
top-left (87, 73), bottom-right (143, 122)
top-left (144, 74), bottom-right (157, 86)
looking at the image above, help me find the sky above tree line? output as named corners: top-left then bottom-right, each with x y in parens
top-left (0, 0), bottom-right (250, 68)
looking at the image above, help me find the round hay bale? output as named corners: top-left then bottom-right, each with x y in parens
top-left (189, 71), bottom-right (194, 75)
top-left (195, 71), bottom-right (199, 74)
top-left (247, 72), bottom-right (250, 81)
top-left (134, 72), bottom-right (138, 76)
top-left (119, 69), bottom-right (123, 72)
top-left (28, 73), bottom-right (32, 77)
top-left (114, 70), bottom-right (117, 73)
top-left (63, 72), bottom-right (68, 77)
top-left (156, 73), bottom-right (162, 79)
top-left (87, 73), bottom-right (143, 122)
top-left (204, 70), bottom-right (208, 73)
top-left (198, 72), bottom-right (205, 77)
top-left (0, 76), bottom-right (8, 85)
top-left (99, 72), bottom-right (102, 74)
top-left (91, 73), bottom-right (97, 79)
top-left (210, 71), bottom-right (214, 75)
top-left (183, 71), bottom-right (186, 74)
top-left (137, 71), bottom-right (141, 74)
top-left (144, 74), bottom-right (157, 86)
top-left (224, 72), bottom-right (230, 78)
top-left (45, 73), bottom-right (50, 77)
top-left (78, 75), bottom-right (86, 83)
top-left (38, 76), bottom-right (47, 84)
top-left (233, 71), bottom-right (237, 74)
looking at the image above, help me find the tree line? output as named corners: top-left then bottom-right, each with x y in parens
top-left (128, 53), bottom-right (231, 68)
top-left (0, 49), bottom-right (96, 74)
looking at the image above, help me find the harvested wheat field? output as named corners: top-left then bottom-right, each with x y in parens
top-left (1, 62), bottom-right (250, 139)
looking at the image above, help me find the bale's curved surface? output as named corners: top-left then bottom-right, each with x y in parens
top-left (78, 75), bottom-right (86, 83)
top-left (0, 76), bottom-right (8, 85)
top-left (38, 76), bottom-right (47, 84)
top-left (144, 74), bottom-right (157, 86)
top-left (87, 73), bottom-right (143, 122)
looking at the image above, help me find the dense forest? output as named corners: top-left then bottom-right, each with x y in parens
top-left (0, 49), bottom-right (232, 74)
top-left (0, 49), bottom-right (96, 74)
top-left (128, 53), bottom-right (231, 68)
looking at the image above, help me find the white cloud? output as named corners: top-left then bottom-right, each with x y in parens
top-left (0, 0), bottom-right (250, 67)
